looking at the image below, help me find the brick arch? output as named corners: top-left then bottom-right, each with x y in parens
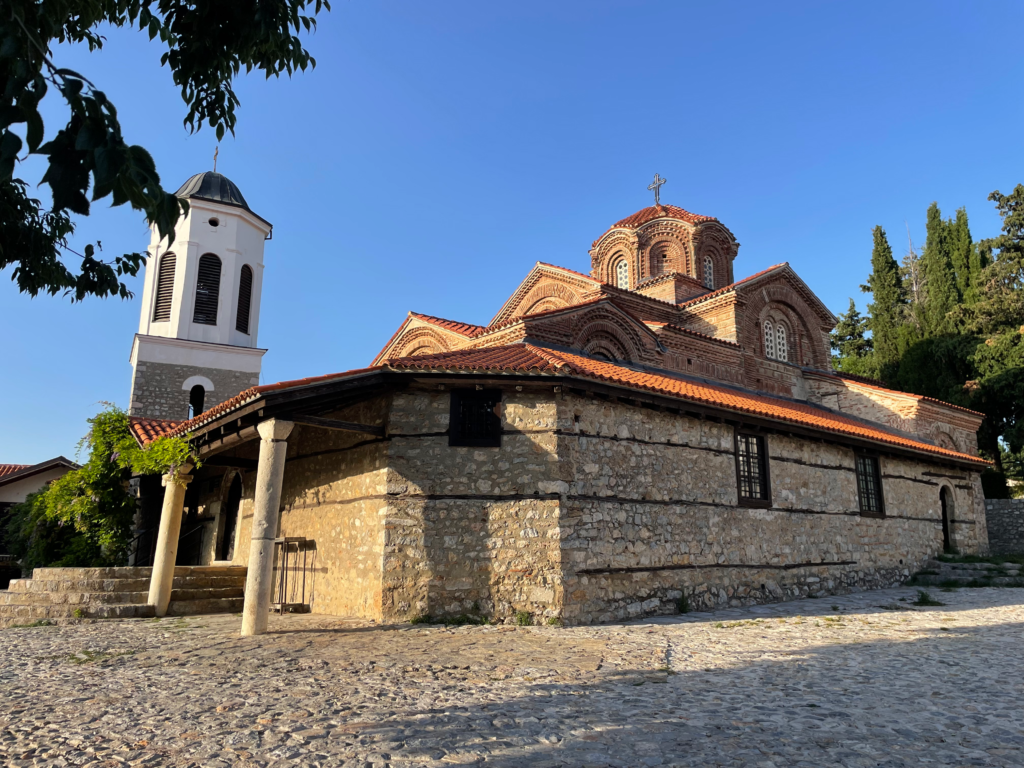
top-left (590, 231), bottom-right (639, 286)
top-left (637, 222), bottom-right (692, 279)
top-left (516, 281), bottom-right (583, 318)
top-left (933, 427), bottom-right (960, 452)
top-left (745, 282), bottom-right (831, 369)
top-left (392, 327), bottom-right (451, 359)
top-left (572, 313), bottom-right (645, 363)
top-left (695, 222), bottom-right (738, 286)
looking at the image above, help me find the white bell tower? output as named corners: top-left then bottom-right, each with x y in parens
top-left (129, 171), bottom-right (272, 420)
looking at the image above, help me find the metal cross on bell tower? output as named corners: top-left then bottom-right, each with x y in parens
top-left (648, 173), bottom-right (667, 205)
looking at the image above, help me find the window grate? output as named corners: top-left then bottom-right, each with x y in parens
top-left (703, 254), bottom-right (714, 289)
top-left (449, 389), bottom-right (502, 447)
top-left (236, 264), bottom-right (253, 334)
top-left (856, 454), bottom-right (884, 516)
top-left (193, 254), bottom-right (222, 326)
top-left (736, 433), bottom-right (769, 502)
top-left (152, 253), bottom-right (176, 322)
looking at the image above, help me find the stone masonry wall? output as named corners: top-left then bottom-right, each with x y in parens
top-left (129, 361), bottom-right (259, 420)
top-left (381, 388), bottom-right (564, 623)
top-left (555, 393), bottom-right (986, 624)
top-left (232, 398), bottom-right (390, 620)
top-left (984, 499), bottom-right (1024, 555)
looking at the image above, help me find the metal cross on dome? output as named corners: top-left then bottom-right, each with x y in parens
top-left (648, 173), bottom-right (667, 205)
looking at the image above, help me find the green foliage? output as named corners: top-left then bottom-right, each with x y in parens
top-left (1, 0), bottom-right (329, 301)
top-left (3, 404), bottom-right (198, 569)
top-left (921, 203), bottom-right (962, 336)
top-left (861, 226), bottom-right (907, 381)
top-left (514, 611), bottom-right (532, 626)
top-left (830, 298), bottom-right (875, 376)
top-left (676, 592), bottom-right (690, 614)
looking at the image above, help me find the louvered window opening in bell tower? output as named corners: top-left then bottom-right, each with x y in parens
top-left (152, 254), bottom-right (176, 322)
top-left (193, 254), bottom-right (222, 326)
top-left (236, 264), bottom-right (253, 334)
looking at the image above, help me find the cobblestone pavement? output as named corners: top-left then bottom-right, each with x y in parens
top-left (2, 586), bottom-right (1023, 767)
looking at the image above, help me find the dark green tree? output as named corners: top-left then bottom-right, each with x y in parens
top-left (830, 298), bottom-right (875, 376)
top-left (861, 226), bottom-right (906, 382)
top-left (1, 0), bottom-right (329, 301)
top-left (921, 202), bottom-right (962, 335)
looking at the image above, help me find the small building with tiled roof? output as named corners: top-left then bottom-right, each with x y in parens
top-left (0, 457), bottom-right (80, 558)
top-left (129, 195), bottom-right (992, 632)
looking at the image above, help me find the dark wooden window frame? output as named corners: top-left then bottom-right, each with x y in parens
top-left (152, 253), bottom-right (176, 322)
top-left (235, 264), bottom-right (253, 334)
top-left (735, 430), bottom-right (772, 508)
top-left (855, 452), bottom-right (885, 517)
top-left (449, 389), bottom-right (502, 447)
top-left (193, 253), bottom-right (222, 326)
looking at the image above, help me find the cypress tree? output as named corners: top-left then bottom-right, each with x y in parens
top-left (862, 226), bottom-right (906, 381)
top-left (921, 202), bottom-right (961, 335)
top-left (830, 298), bottom-right (874, 376)
top-left (950, 207), bottom-right (973, 298)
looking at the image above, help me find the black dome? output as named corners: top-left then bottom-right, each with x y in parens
top-left (175, 172), bottom-right (251, 211)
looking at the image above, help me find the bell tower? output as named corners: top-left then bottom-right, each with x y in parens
top-left (129, 172), bottom-right (273, 420)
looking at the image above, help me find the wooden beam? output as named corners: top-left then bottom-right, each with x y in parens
top-left (203, 455), bottom-right (258, 470)
top-left (290, 414), bottom-right (385, 437)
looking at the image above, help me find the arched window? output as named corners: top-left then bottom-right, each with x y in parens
top-left (703, 254), bottom-right (714, 289)
top-left (152, 253), bottom-right (176, 322)
top-left (193, 254), bottom-right (222, 326)
top-left (775, 324), bottom-right (788, 362)
top-left (763, 320), bottom-right (776, 359)
top-left (236, 264), bottom-right (253, 334)
top-left (649, 243), bottom-right (670, 277)
top-left (188, 385), bottom-right (205, 418)
top-left (615, 259), bottom-right (629, 289)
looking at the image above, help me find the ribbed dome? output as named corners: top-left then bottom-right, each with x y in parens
top-left (175, 172), bottom-right (251, 211)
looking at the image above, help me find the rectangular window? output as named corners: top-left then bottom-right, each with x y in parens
top-left (855, 454), bottom-right (884, 516)
top-left (449, 389), bottom-right (502, 447)
top-left (736, 433), bottom-right (770, 505)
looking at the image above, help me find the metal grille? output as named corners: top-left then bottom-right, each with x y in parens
top-left (737, 434), bottom-right (768, 500)
top-left (703, 254), bottom-right (714, 289)
top-left (235, 264), bottom-right (253, 333)
top-left (152, 253), bottom-right (176, 322)
top-left (764, 321), bottom-right (775, 359)
top-left (449, 389), bottom-right (502, 446)
top-left (856, 455), bottom-right (883, 515)
top-left (192, 254), bottom-right (221, 325)
top-left (272, 537), bottom-right (317, 613)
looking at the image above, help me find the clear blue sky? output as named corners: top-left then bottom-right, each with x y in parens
top-left (2, 1), bottom-right (1022, 463)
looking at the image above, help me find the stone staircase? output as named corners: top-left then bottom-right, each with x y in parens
top-left (0, 565), bottom-right (247, 627)
top-left (910, 558), bottom-right (1024, 588)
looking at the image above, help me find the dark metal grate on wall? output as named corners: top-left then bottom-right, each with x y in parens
top-left (152, 253), bottom-right (176, 322)
top-left (236, 264), bottom-right (253, 334)
top-left (193, 254), bottom-right (222, 326)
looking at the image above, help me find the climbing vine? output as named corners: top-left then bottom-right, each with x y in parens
top-left (4, 404), bottom-right (200, 569)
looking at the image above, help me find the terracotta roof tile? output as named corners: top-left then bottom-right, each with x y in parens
top-left (410, 313), bottom-right (486, 337)
top-left (832, 374), bottom-right (985, 417)
top-left (0, 464), bottom-right (30, 479)
top-left (129, 417), bottom-right (183, 445)
top-left (594, 204), bottom-right (718, 246)
top-left (145, 344), bottom-right (986, 466)
top-left (677, 263), bottom-right (788, 309)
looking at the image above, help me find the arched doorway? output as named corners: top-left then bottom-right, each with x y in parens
top-left (939, 487), bottom-right (953, 554)
top-left (217, 474), bottom-right (243, 562)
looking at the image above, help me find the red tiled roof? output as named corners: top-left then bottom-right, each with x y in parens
top-left (832, 375), bottom-right (985, 418)
top-left (129, 417), bottom-right (183, 445)
top-left (144, 344), bottom-right (986, 466)
top-left (384, 345), bottom-right (984, 464)
top-left (677, 263), bottom-right (788, 309)
top-left (594, 204), bottom-right (718, 246)
top-left (535, 262), bottom-right (601, 283)
top-left (411, 313), bottom-right (486, 337)
top-left (0, 464), bottom-right (30, 479)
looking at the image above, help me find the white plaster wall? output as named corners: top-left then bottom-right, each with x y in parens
top-left (0, 468), bottom-right (72, 504)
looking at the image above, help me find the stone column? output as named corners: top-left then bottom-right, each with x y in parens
top-left (241, 419), bottom-right (294, 636)
top-left (147, 467), bottom-right (193, 617)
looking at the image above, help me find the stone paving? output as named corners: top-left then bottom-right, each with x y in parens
top-left (1, 586), bottom-right (1022, 767)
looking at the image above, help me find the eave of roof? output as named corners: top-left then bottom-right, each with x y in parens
top-left (828, 373), bottom-right (985, 418)
top-left (157, 344), bottom-right (987, 467)
top-left (0, 457), bottom-right (80, 488)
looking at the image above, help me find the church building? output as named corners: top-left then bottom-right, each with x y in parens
top-left (130, 174), bottom-right (990, 630)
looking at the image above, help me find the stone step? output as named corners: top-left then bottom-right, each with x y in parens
top-left (28, 565), bottom-right (246, 581)
top-left (166, 597), bottom-right (244, 616)
top-left (0, 586), bottom-right (244, 607)
top-left (8, 574), bottom-right (246, 594)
